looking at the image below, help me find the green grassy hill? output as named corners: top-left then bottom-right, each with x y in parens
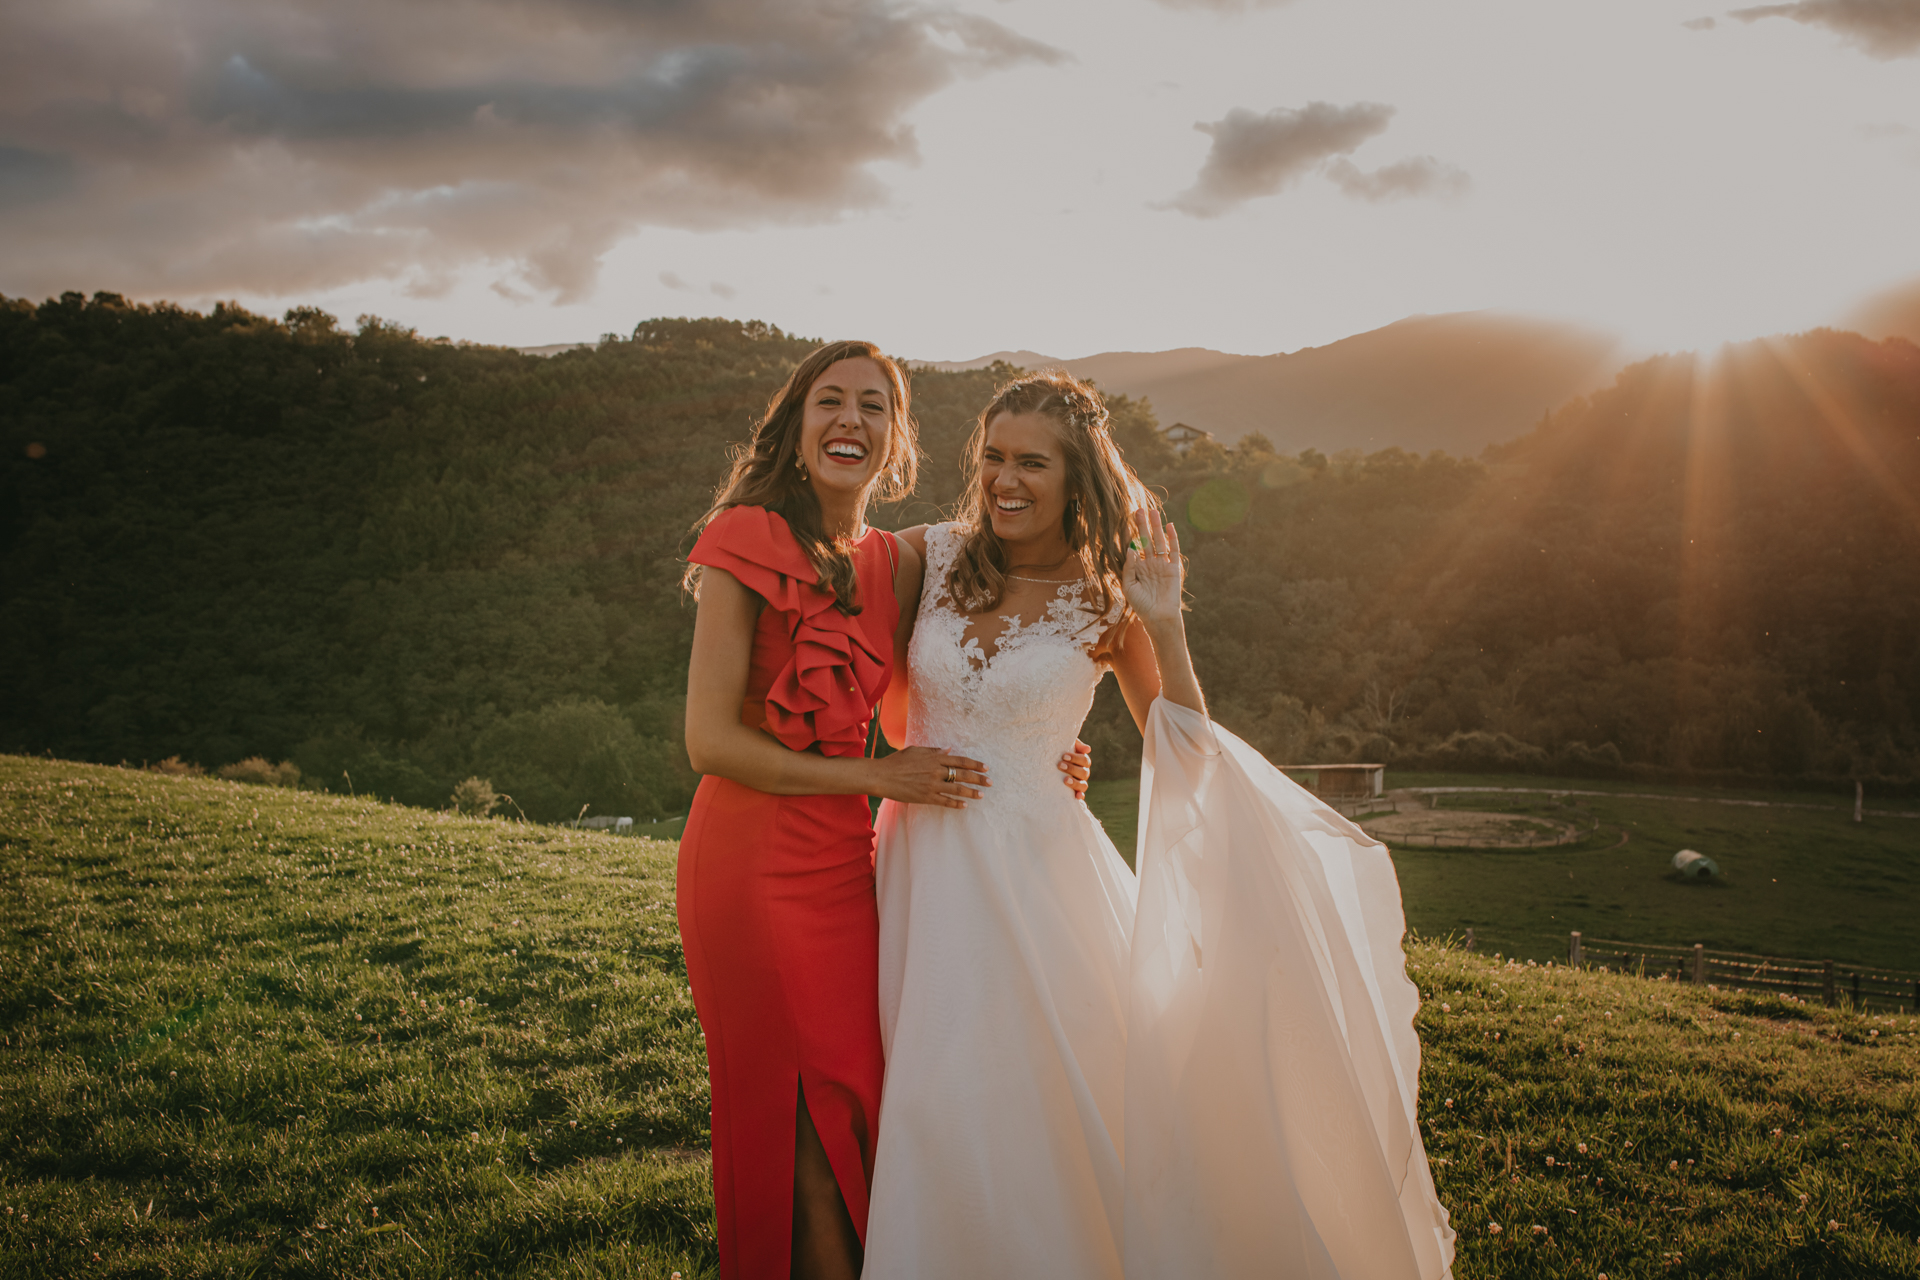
top-left (5, 757), bottom-right (1917, 1277)
top-left (1, 755), bottom-right (711, 1278)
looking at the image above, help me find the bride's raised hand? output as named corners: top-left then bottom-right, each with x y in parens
top-left (1117, 507), bottom-right (1208, 716)
top-left (1122, 507), bottom-right (1185, 629)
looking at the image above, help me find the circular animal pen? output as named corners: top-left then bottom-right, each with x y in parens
top-left (1361, 808), bottom-right (1595, 849)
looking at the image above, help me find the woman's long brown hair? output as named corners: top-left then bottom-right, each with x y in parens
top-left (945, 370), bottom-right (1155, 639)
top-left (684, 340), bottom-right (918, 614)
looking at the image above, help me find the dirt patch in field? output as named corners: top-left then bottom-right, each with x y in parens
top-left (1361, 809), bottom-right (1583, 849)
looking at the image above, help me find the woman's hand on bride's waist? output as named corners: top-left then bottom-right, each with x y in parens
top-left (1059, 739), bottom-right (1091, 800)
top-left (870, 746), bottom-right (989, 809)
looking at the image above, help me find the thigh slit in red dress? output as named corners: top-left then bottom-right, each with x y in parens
top-left (678, 505), bottom-right (898, 1280)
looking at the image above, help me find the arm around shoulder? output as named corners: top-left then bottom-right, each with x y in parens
top-left (879, 528), bottom-right (926, 749)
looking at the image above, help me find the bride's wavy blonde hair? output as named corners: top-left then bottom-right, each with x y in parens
top-left (946, 371), bottom-right (1156, 639)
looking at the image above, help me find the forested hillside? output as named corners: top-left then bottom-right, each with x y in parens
top-left (2, 291), bottom-right (1915, 819)
top-left (1140, 328), bottom-right (1920, 788)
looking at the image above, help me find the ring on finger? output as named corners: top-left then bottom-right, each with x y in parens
top-left (945, 766), bottom-right (957, 783)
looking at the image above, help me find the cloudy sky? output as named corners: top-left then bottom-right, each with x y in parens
top-left (2, 0), bottom-right (1917, 359)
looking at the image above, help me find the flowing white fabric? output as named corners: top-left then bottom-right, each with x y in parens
top-left (1125, 698), bottom-right (1455, 1278)
top-left (866, 523), bottom-right (1453, 1278)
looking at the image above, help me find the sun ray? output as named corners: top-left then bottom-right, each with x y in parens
top-left (1756, 335), bottom-right (1920, 537)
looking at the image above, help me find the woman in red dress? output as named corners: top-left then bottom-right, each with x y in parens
top-left (679, 341), bottom-right (989, 1280)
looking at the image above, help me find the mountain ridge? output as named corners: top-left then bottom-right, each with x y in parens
top-left (915, 311), bottom-right (1625, 457)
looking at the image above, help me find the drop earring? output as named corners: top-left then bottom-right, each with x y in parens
top-left (794, 453), bottom-right (808, 480)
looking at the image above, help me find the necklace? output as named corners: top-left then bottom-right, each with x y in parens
top-left (1007, 572), bottom-right (1085, 584)
top-left (1006, 550), bottom-right (1075, 582)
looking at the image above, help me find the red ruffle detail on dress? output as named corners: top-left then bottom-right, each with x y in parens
top-left (689, 505), bottom-right (892, 758)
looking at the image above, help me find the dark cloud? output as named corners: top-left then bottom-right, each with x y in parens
top-left (0, 146), bottom-right (76, 210)
top-left (1166, 102), bottom-right (1394, 217)
top-left (1325, 156), bottom-right (1471, 201)
top-left (0, 0), bottom-right (1064, 303)
top-left (1728, 0), bottom-right (1920, 58)
top-left (1165, 102), bottom-right (1465, 216)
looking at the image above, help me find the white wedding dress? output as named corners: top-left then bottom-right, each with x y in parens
top-left (865, 523), bottom-right (1454, 1279)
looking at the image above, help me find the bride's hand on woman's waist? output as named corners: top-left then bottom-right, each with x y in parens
top-left (870, 747), bottom-right (990, 809)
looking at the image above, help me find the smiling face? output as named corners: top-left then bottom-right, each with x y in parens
top-left (979, 409), bottom-right (1071, 554)
top-left (795, 356), bottom-right (894, 509)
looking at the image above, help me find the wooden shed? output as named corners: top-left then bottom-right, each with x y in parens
top-left (1283, 764), bottom-right (1386, 800)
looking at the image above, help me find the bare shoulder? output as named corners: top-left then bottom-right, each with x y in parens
top-left (691, 564), bottom-right (765, 631)
top-left (891, 527), bottom-right (925, 571)
top-left (891, 530), bottom-right (924, 594)
top-left (895, 523), bottom-right (934, 560)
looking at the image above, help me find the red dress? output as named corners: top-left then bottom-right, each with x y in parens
top-left (678, 505), bottom-right (898, 1279)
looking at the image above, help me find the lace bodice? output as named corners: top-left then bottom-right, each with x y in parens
top-left (907, 523), bottom-right (1121, 813)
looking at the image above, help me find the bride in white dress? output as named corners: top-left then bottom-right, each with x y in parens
top-left (864, 372), bottom-right (1455, 1279)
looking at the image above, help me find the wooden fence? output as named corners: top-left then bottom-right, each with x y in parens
top-left (1569, 933), bottom-right (1920, 1012)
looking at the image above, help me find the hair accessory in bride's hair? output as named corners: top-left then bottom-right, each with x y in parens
top-left (1057, 386), bottom-right (1109, 434)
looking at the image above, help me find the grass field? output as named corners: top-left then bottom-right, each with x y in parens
top-left (1412, 946), bottom-right (1920, 1278)
top-left (1093, 771), bottom-right (1920, 974)
top-left (1, 755), bottom-right (712, 1278)
top-left (1383, 777), bottom-right (1920, 974)
top-left (5, 756), bottom-right (1919, 1277)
